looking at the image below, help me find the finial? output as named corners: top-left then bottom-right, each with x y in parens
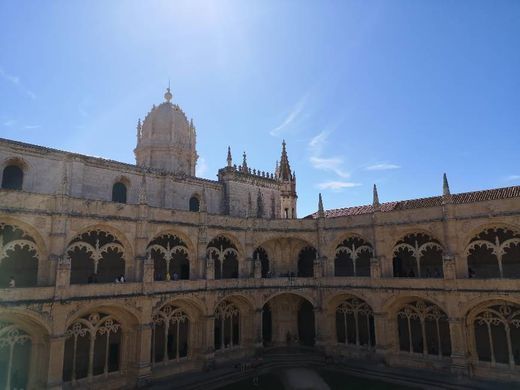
top-left (318, 193), bottom-right (324, 218)
top-left (227, 146), bottom-right (232, 167)
top-left (164, 84), bottom-right (173, 102)
top-left (443, 173), bottom-right (451, 196)
top-left (242, 151), bottom-right (248, 171)
top-left (373, 184), bottom-right (380, 208)
top-left (136, 118), bottom-right (142, 140)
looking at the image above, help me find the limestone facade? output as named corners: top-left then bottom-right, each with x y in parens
top-left (0, 89), bottom-right (519, 389)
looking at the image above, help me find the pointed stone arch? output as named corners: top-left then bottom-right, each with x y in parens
top-left (147, 233), bottom-right (191, 281)
top-left (334, 235), bottom-right (373, 277)
top-left (392, 232), bottom-right (444, 278)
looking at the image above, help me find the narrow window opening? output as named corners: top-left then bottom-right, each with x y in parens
top-left (1, 165), bottom-right (24, 190)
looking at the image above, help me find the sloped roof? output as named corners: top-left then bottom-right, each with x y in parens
top-left (306, 186), bottom-right (520, 219)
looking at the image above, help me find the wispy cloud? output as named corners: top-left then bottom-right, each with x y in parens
top-left (0, 67), bottom-right (36, 99)
top-left (196, 157), bottom-right (208, 177)
top-left (308, 130), bottom-right (350, 178)
top-left (3, 119), bottom-right (16, 127)
top-left (505, 175), bottom-right (520, 182)
top-left (317, 181), bottom-right (361, 191)
top-left (24, 124), bottom-right (40, 129)
top-left (365, 163), bottom-right (401, 171)
top-left (269, 93), bottom-right (309, 136)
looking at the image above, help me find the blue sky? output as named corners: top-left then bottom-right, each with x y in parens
top-left (1, 1), bottom-right (519, 216)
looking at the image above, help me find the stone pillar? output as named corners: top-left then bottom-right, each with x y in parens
top-left (254, 257), bottom-right (262, 279)
top-left (54, 255), bottom-right (70, 290)
top-left (370, 257), bottom-right (381, 279)
top-left (373, 311), bottom-right (393, 362)
top-left (448, 317), bottom-right (470, 376)
top-left (206, 257), bottom-right (214, 280)
top-left (314, 306), bottom-right (326, 349)
top-left (45, 335), bottom-right (66, 390)
top-left (135, 322), bottom-right (153, 387)
top-left (203, 315), bottom-right (216, 368)
top-left (378, 255), bottom-right (392, 278)
top-left (313, 257), bottom-right (324, 278)
top-left (254, 308), bottom-right (263, 348)
top-left (442, 255), bottom-right (456, 280)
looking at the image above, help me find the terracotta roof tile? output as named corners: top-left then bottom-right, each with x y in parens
top-left (306, 186), bottom-right (520, 219)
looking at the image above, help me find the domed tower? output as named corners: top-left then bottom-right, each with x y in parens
top-left (134, 87), bottom-right (198, 175)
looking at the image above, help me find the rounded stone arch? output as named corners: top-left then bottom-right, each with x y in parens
top-left (334, 234), bottom-right (374, 277)
top-left (382, 294), bottom-right (448, 316)
top-left (391, 230), bottom-right (444, 278)
top-left (262, 290), bottom-right (317, 309)
top-left (0, 216), bottom-right (48, 259)
top-left (65, 223), bottom-right (134, 283)
top-left (1, 156), bottom-right (30, 171)
top-left (147, 228), bottom-right (196, 257)
top-left (462, 222), bottom-right (520, 250)
top-left (153, 296), bottom-right (206, 320)
top-left (325, 291), bottom-right (374, 314)
top-left (213, 294), bottom-right (255, 351)
top-left (0, 309), bottom-right (51, 389)
top-left (0, 218), bottom-right (46, 287)
top-left (65, 303), bottom-right (141, 331)
top-left (327, 231), bottom-right (374, 259)
top-left (464, 298), bottom-right (520, 367)
top-left (214, 293), bottom-right (256, 314)
top-left (252, 233), bottom-right (317, 251)
top-left (207, 232), bottom-right (244, 256)
top-left (188, 193), bottom-right (201, 212)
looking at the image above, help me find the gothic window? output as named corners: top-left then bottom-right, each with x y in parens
top-left (466, 227), bottom-right (520, 279)
top-left (392, 233), bottom-right (443, 278)
top-left (253, 247), bottom-right (269, 278)
top-left (151, 305), bottom-right (189, 365)
top-left (297, 246), bottom-right (316, 277)
top-left (148, 234), bottom-right (189, 281)
top-left (189, 196), bottom-right (200, 212)
top-left (63, 313), bottom-right (121, 383)
top-left (1, 165), bottom-right (23, 190)
top-left (397, 300), bottom-right (451, 357)
top-left (473, 302), bottom-right (520, 366)
top-left (207, 236), bottom-right (239, 279)
top-left (0, 323), bottom-right (31, 390)
top-left (111, 182), bottom-right (127, 204)
top-left (336, 297), bottom-right (375, 348)
top-left (66, 230), bottom-right (125, 284)
top-left (214, 300), bottom-right (240, 350)
top-left (0, 223), bottom-right (39, 287)
top-left (335, 237), bottom-right (373, 277)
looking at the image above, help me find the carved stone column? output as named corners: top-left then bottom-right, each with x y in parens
top-left (313, 257), bottom-right (324, 278)
top-left (203, 315), bottom-right (216, 366)
top-left (206, 257), bottom-right (215, 280)
top-left (442, 255), bottom-right (456, 280)
top-left (54, 255), bottom-right (70, 291)
top-left (373, 311), bottom-right (393, 362)
top-left (45, 334), bottom-right (66, 390)
top-left (448, 317), bottom-right (470, 376)
top-left (254, 257), bottom-right (262, 279)
top-left (314, 306), bottom-right (326, 349)
top-left (370, 257), bottom-right (381, 279)
top-left (135, 322), bottom-right (153, 387)
top-left (254, 308), bottom-right (263, 348)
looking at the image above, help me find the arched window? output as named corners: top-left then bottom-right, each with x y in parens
top-left (466, 227), bottom-right (520, 279)
top-left (397, 300), bottom-right (451, 357)
top-left (111, 182), bottom-right (127, 203)
top-left (1, 165), bottom-right (23, 190)
top-left (147, 234), bottom-right (190, 281)
top-left (335, 237), bottom-right (373, 277)
top-left (189, 196), bottom-right (200, 212)
top-left (297, 246), bottom-right (316, 277)
top-left (151, 305), bottom-right (189, 365)
top-left (393, 233), bottom-right (443, 278)
top-left (214, 300), bottom-right (240, 350)
top-left (207, 237), bottom-right (238, 279)
top-left (0, 323), bottom-right (31, 390)
top-left (473, 302), bottom-right (520, 366)
top-left (253, 247), bottom-right (269, 278)
top-left (66, 230), bottom-right (125, 284)
top-left (63, 312), bottom-right (121, 382)
top-left (336, 297), bottom-right (375, 348)
top-left (0, 223), bottom-right (39, 287)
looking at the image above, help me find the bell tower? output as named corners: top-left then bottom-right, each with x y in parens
top-left (276, 140), bottom-right (297, 218)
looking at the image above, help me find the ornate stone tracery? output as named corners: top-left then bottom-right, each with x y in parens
top-left (207, 236), bottom-right (239, 279)
top-left (397, 300), bottom-right (451, 357)
top-left (63, 312), bottom-right (122, 382)
top-left (466, 227), bottom-right (520, 279)
top-left (336, 297), bottom-right (375, 348)
top-left (335, 237), bottom-right (373, 277)
top-left (151, 304), bottom-right (189, 364)
top-left (148, 234), bottom-right (190, 280)
top-left (393, 233), bottom-right (443, 278)
top-left (0, 322), bottom-right (32, 390)
top-left (473, 302), bottom-right (520, 367)
top-left (214, 300), bottom-right (240, 350)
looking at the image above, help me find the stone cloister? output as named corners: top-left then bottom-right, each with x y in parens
top-left (1, 189), bottom-right (520, 388)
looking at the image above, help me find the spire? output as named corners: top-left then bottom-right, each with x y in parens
top-left (278, 140), bottom-right (292, 181)
top-left (227, 146), bottom-right (233, 168)
top-left (136, 118), bottom-right (142, 140)
top-left (318, 193), bottom-right (324, 218)
top-left (164, 83), bottom-right (173, 102)
top-left (373, 184), bottom-right (380, 208)
top-left (242, 151), bottom-right (248, 171)
top-left (443, 173), bottom-right (451, 196)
